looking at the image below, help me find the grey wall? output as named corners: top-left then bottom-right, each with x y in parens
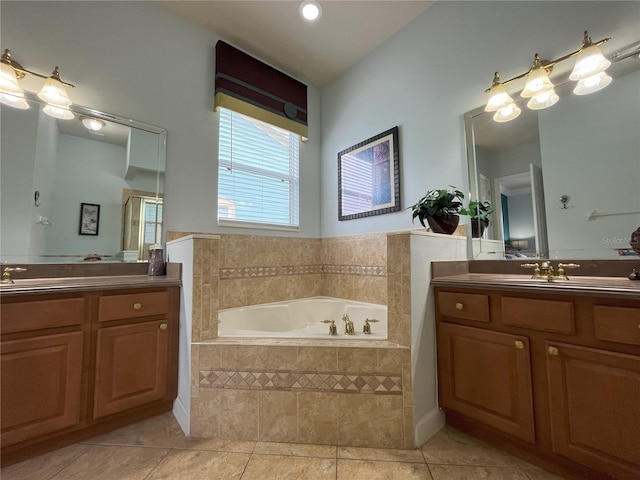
top-left (320, 1), bottom-right (640, 237)
top-left (1, 1), bottom-right (322, 240)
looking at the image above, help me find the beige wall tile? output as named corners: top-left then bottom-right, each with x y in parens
top-left (259, 391), bottom-right (298, 442)
top-left (298, 392), bottom-right (338, 445)
top-left (198, 344), bottom-right (222, 370)
top-left (337, 395), bottom-right (404, 448)
top-left (219, 278), bottom-right (247, 309)
top-left (403, 406), bottom-right (415, 448)
top-left (402, 362), bottom-right (413, 407)
top-left (377, 349), bottom-right (404, 373)
top-left (257, 346), bottom-right (298, 370)
top-left (190, 388), bottom-right (221, 438)
top-left (221, 345), bottom-right (261, 370)
top-left (220, 389), bottom-right (259, 441)
top-left (297, 347), bottom-right (338, 373)
top-left (337, 348), bottom-right (379, 374)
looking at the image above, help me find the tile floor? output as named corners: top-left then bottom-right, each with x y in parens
top-left (1, 412), bottom-right (566, 480)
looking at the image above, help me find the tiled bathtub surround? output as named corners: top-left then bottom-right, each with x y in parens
top-left (166, 231), bottom-right (416, 449)
top-left (191, 342), bottom-right (413, 448)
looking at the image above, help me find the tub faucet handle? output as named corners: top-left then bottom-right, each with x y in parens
top-left (363, 318), bottom-right (379, 334)
top-left (321, 319), bottom-right (337, 335)
top-left (2, 267), bottom-right (27, 284)
top-left (341, 314), bottom-right (355, 335)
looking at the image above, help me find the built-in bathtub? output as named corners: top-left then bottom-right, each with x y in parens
top-left (218, 296), bottom-right (387, 339)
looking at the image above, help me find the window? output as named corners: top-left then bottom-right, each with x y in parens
top-left (217, 108), bottom-right (300, 229)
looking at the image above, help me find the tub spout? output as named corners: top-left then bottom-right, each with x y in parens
top-left (321, 319), bottom-right (338, 335)
top-left (342, 314), bottom-right (355, 335)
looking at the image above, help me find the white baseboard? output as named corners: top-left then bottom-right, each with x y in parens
top-left (414, 408), bottom-right (445, 447)
top-left (172, 397), bottom-right (190, 436)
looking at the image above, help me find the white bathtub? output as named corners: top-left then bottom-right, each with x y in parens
top-left (218, 296), bottom-right (387, 339)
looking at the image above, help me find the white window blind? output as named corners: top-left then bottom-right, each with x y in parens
top-left (218, 108), bottom-right (300, 229)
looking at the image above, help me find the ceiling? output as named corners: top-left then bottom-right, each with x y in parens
top-left (158, 0), bottom-right (434, 88)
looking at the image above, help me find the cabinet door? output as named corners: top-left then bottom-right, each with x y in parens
top-left (93, 320), bottom-right (169, 419)
top-left (546, 342), bottom-right (640, 478)
top-left (438, 322), bottom-right (535, 443)
top-left (1, 332), bottom-right (84, 445)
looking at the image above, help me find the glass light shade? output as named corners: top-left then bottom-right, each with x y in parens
top-left (0, 91), bottom-right (29, 109)
top-left (526, 88), bottom-right (559, 110)
top-left (43, 104), bottom-right (75, 120)
top-left (573, 71), bottom-right (612, 95)
top-left (485, 83), bottom-right (514, 112)
top-left (37, 77), bottom-right (72, 107)
top-left (82, 117), bottom-right (105, 131)
top-left (0, 62), bottom-right (23, 94)
top-left (521, 67), bottom-right (554, 98)
top-left (493, 103), bottom-right (521, 123)
top-left (569, 45), bottom-right (611, 81)
top-left (299, 0), bottom-right (321, 21)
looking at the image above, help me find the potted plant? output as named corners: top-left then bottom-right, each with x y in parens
top-left (409, 186), bottom-right (464, 234)
top-left (461, 200), bottom-right (494, 238)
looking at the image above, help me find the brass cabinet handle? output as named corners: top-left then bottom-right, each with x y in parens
top-left (133, 303), bottom-right (142, 310)
top-left (514, 340), bottom-right (524, 350)
top-left (548, 346), bottom-right (560, 356)
top-left (455, 302), bottom-right (464, 311)
top-left (159, 323), bottom-right (168, 330)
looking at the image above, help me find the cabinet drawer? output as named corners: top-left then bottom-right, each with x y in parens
top-left (98, 291), bottom-right (170, 322)
top-left (1, 298), bottom-right (85, 334)
top-left (593, 305), bottom-right (640, 346)
top-left (437, 291), bottom-right (490, 322)
top-left (501, 297), bottom-right (574, 334)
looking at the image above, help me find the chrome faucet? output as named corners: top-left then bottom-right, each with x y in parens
top-left (2, 267), bottom-right (27, 284)
top-left (521, 261), bottom-right (580, 281)
top-left (342, 314), bottom-right (355, 335)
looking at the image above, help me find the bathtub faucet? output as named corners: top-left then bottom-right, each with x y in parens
top-left (342, 314), bottom-right (355, 335)
top-left (363, 318), bottom-right (379, 334)
top-left (321, 319), bottom-right (338, 335)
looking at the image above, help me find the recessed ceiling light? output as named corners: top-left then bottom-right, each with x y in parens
top-left (299, 0), bottom-right (322, 22)
top-left (81, 117), bottom-right (105, 131)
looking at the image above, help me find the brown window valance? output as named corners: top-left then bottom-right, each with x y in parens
top-left (214, 40), bottom-right (308, 140)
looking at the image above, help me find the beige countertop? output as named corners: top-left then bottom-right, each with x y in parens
top-left (0, 274), bottom-right (181, 295)
top-left (431, 273), bottom-right (640, 300)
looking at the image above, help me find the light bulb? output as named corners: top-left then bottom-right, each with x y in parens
top-left (573, 71), bottom-right (612, 95)
top-left (299, 0), bottom-right (322, 21)
top-left (493, 103), bottom-right (521, 123)
top-left (43, 104), bottom-right (74, 120)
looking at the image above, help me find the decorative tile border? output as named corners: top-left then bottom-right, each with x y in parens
top-left (199, 369), bottom-right (402, 395)
top-left (220, 265), bottom-right (387, 280)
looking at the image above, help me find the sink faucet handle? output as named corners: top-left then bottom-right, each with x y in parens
top-left (2, 267), bottom-right (27, 284)
top-left (557, 262), bottom-right (580, 279)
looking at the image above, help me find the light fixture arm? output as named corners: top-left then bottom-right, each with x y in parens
top-left (1, 49), bottom-right (75, 88)
top-left (484, 33), bottom-right (610, 92)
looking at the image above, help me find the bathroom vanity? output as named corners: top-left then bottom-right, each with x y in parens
top-left (433, 268), bottom-right (639, 480)
top-left (0, 272), bottom-right (180, 465)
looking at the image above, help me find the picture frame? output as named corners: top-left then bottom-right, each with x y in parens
top-left (79, 203), bottom-right (100, 235)
top-left (338, 126), bottom-right (400, 221)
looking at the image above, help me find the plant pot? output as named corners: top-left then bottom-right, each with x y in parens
top-left (425, 214), bottom-right (460, 235)
top-left (470, 218), bottom-right (489, 238)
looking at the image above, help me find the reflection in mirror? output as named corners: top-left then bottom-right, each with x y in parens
top-left (466, 45), bottom-right (640, 261)
top-left (1, 94), bottom-right (166, 263)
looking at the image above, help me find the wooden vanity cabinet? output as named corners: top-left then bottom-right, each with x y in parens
top-left (0, 285), bottom-right (179, 465)
top-left (435, 287), bottom-right (640, 480)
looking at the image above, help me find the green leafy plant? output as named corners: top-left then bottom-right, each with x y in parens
top-left (460, 200), bottom-right (494, 223)
top-left (409, 186), bottom-right (465, 228)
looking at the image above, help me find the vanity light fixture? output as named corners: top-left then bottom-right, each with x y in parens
top-left (0, 48), bottom-right (76, 119)
top-left (299, 0), bottom-right (322, 22)
top-left (81, 116), bottom-right (105, 131)
top-left (483, 30), bottom-right (611, 122)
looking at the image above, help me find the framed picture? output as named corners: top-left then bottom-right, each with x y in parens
top-left (338, 126), bottom-right (400, 221)
top-left (79, 203), bottom-right (100, 235)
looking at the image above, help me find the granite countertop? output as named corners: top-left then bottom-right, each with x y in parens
top-left (0, 274), bottom-right (181, 295)
top-left (431, 273), bottom-right (640, 300)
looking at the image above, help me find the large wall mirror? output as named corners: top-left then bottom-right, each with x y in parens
top-left (465, 45), bottom-right (640, 261)
top-left (1, 95), bottom-right (166, 263)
